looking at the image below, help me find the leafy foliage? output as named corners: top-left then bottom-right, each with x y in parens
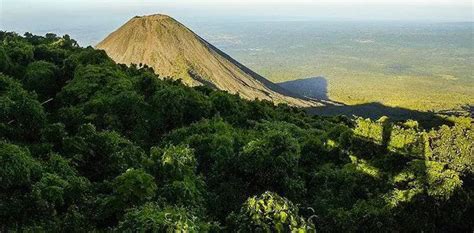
top-left (0, 74), bottom-right (46, 142)
top-left (229, 191), bottom-right (315, 232)
top-left (117, 202), bottom-right (213, 232)
top-left (0, 32), bottom-right (472, 232)
top-left (113, 168), bottom-right (157, 206)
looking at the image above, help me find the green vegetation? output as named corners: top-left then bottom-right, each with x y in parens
top-left (0, 32), bottom-right (473, 232)
top-left (201, 21), bottom-right (474, 111)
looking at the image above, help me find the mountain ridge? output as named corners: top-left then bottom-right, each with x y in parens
top-left (96, 14), bottom-right (318, 107)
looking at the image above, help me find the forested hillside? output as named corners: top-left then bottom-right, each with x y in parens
top-left (0, 32), bottom-right (472, 232)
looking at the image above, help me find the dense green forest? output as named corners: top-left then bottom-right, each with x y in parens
top-left (0, 32), bottom-right (473, 232)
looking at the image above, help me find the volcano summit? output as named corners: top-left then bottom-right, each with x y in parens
top-left (96, 14), bottom-right (316, 106)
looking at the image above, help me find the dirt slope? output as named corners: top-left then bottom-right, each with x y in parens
top-left (96, 14), bottom-right (318, 106)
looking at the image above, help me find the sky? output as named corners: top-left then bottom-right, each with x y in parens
top-left (0, 0), bottom-right (472, 45)
top-left (2, 0), bottom-right (472, 20)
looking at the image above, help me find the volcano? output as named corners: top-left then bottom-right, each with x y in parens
top-left (96, 14), bottom-right (317, 106)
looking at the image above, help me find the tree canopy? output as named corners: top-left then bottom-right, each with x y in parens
top-left (0, 32), bottom-right (472, 232)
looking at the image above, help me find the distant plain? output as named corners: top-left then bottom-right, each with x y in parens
top-left (189, 21), bottom-right (473, 111)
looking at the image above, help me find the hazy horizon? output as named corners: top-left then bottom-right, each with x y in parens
top-left (1, 0), bottom-right (473, 46)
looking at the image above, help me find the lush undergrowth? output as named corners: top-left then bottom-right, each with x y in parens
top-left (1, 32), bottom-right (473, 232)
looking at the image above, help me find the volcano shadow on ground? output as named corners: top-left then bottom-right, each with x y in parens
top-left (307, 102), bottom-right (451, 129)
top-left (277, 77), bottom-right (451, 128)
top-left (278, 76), bottom-right (329, 100)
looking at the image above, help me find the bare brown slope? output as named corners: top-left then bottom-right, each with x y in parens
top-left (96, 14), bottom-right (318, 107)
